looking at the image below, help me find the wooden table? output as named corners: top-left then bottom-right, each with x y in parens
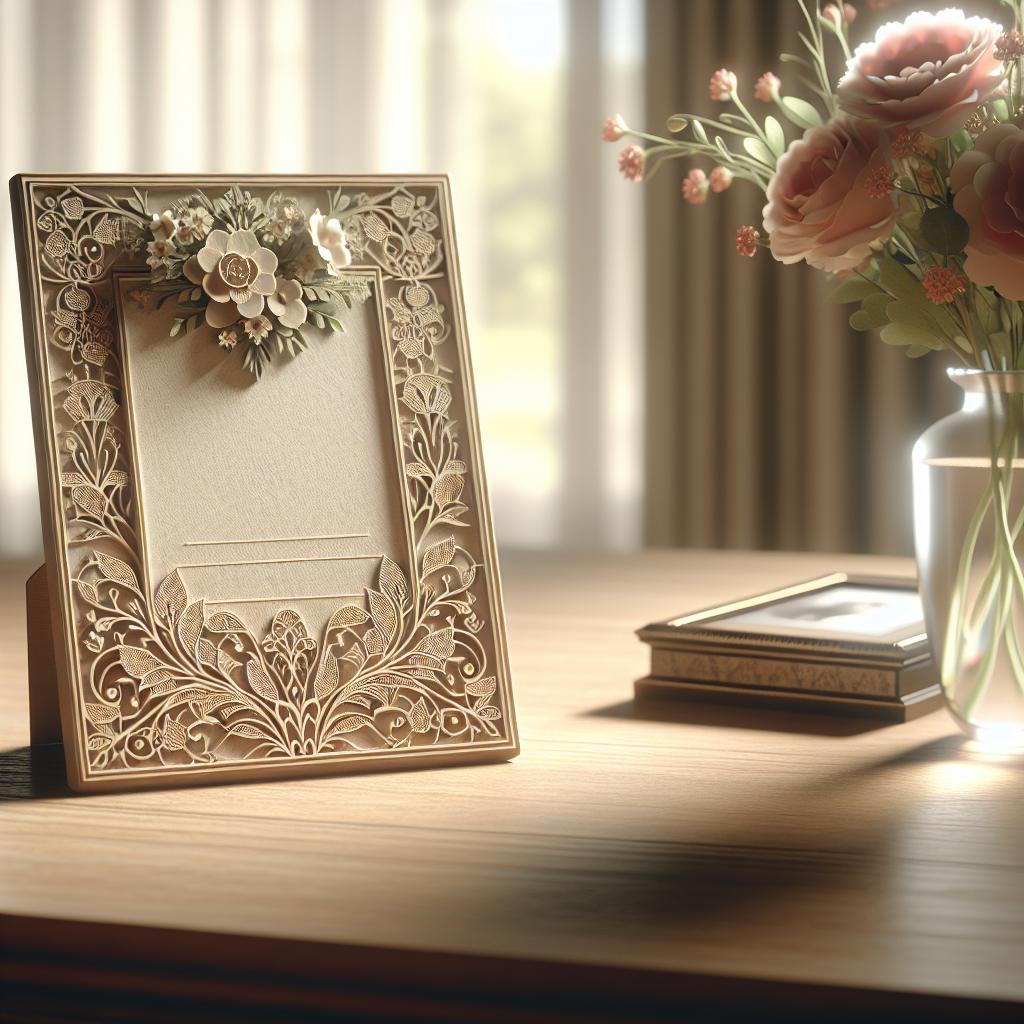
top-left (2, 550), bottom-right (1022, 1022)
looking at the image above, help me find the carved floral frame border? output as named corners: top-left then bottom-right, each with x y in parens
top-left (12, 174), bottom-right (518, 791)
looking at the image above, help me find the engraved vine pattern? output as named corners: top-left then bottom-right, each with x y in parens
top-left (31, 182), bottom-right (505, 772)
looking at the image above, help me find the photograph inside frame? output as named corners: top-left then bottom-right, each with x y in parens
top-left (12, 174), bottom-right (518, 792)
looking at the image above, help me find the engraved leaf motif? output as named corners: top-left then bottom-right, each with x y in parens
top-left (362, 627), bottom-right (385, 655)
top-left (327, 715), bottom-right (370, 737)
top-left (197, 638), bottom-right (217, 666)
top-left (72, 485), bottom-right (105, 517)
top-left (217, 649), bottom-right (241, 676)
top-left (97, 553), bottom-right (139, 591)
top-left (478, 707), bottom-right (502, 720)
top-left (366, 592), bottom-right (396, 645)
top-left (379, 556), bottom-right (408, 605)
top-left (177, 600), bottom-right (205, 653)
top-left (76, 579), bottom-right (98, 604)
top-left (155, 570), bottom-right (187, 620)
top-left (405, 462), bottom-right (431, 478)
top-left (422, 536), bottom-right (455, 575)
top-left (141, 668), bottom-right (174, 690)
top-left (362, 212), bottom-right (388, 242)
top-left (461, 565), bottom-right (476, 588)
top-left (465, 676), bottom-right (495, 697)
top-left (408, 697), bottom-right (431, 733)
top-left (163, 686), bottom-right (212, 708)
top-left (61, 472), bottom-right (87, 486)
top-left (414, 626), bottom-right (455, 662)
top-left (196, 692), bottom-right (250, 716)
top-left (88, 735), bottom-right (112, 750)
top-left (391, 195), bottom-right (415, 218)
top-left (247, 659), bottom-right (278, 701)
top-left (228, 723), bottom-right (274, 740)
top-left (118, 645), bottom-right (164, 679)
top-left (342, 641), bottom-right (368, 666)
top-left (148, 676), bottom-right (178, 696)
top-left (162, 719), bottom-right (187, 751)
top-left (434, 473), bottom-right (464, 506)
top-left (85, 703), bottom-right (119, 724)
top-left (313, 649), bottom-right (339, 699)
top-left (206, 611), bottom-right (247, 632)
top-left (327, 605), bottom-right (369, 629)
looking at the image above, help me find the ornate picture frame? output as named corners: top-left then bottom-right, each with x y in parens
top-left (12, 174), bottom-right (518, 791)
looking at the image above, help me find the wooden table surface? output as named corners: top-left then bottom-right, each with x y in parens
top-left (1, 549), bottom-right (1022, 1022)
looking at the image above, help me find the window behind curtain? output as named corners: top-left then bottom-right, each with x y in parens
top-left (0, 0), bottom-right (644, 556)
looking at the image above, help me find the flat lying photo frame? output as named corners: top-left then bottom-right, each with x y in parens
top-left (636, 574), bottom-right (942, 721)
top-left (12, 174), bottom-right (518, 791)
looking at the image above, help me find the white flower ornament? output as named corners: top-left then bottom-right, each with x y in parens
top-left (189, 228), bottom-right (278, 329)
top-left (268, 277), bottom-right (308, 329)
top-left (310, 211), bottom-right (352, 272)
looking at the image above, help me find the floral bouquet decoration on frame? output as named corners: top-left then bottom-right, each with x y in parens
top-left (140, 185), bottom-right (370, 378)
top-left (606, 0), bottom-right (1024, 744)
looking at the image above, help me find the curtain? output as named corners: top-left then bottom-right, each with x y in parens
top-left (0, 0), bottom-right (647, 557)
top-left (641, 0), bottom-right (986, 557)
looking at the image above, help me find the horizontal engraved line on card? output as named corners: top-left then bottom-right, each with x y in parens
top-left (183, 533), bottom-right (370, 547)
top-left (205, 593), bottom-right (363, 605)
top-left (180, 555), bottom-right (382, 569)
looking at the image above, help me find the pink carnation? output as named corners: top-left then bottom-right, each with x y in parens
top-left (762, 116), bottom-right (898, 273)
top-left (950, 123), bottom-right (1024, 300)
top-left (709, 166), bottom-right (734, 193)
top-left (837, 9), bottom-right (1007, 136)
top-left (682, 169), bottom-right (710, 205)
top-left (618, 145), bottom-right (644, 183)
top-left (709, 69), bottom-right (737, 102)
top-left (754, 73), bottom-right (781, 103)
top-left (603, 114), bottom-right (627, 142)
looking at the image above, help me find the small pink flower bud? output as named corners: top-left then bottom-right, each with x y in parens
top-left (709, 166), bottom-right (734, 193)
top-left (735, 226), bottom-right (760, 257)
top-left (823, 2), bottom-right (856, 24)
top-left (602, 114), bottom-right (628, 142)
top-left (682, 168), bottom-right (710, 205)
top-left (708, 69), bottom-right (737, 102)
top-left (754, 72), bottom-right (781, 103)
top-left (618, 145), bottom-right (644, 183)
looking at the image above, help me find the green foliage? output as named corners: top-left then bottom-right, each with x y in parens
top-left (850, 292), bottom-right (891, 331)
top-left (919, 207), bottom-right (970, 256)
top-left (743, 136), bottom-right (776, 167)
top-left (880, 322), bottom-right (945, 353)
top-left (778, 96), bottom-right (822, 130)
top-left (949, 129), bottom-right (973, 158)
top-left (886, 299), bottom-right (946, 342)
top-left (826, 277), bottom-right (882, 304)
top-left (667, 115), bottom-right (688, 132)
top-left (764, 116), bottom-right (786, 158)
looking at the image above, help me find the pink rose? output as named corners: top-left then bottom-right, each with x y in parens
top-left (950, 123), bottom-right (1024, 300)
top-left (762, 116), bottom-right (898, 273)
top-left (837, 10), bottom-right (1006, 136)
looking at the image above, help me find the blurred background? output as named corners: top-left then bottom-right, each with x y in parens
top-left (0, 0), bottom-right (1009, 563)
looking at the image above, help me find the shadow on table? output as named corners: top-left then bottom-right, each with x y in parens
top-left (587, 698), bottom-right (894, 737)
top-left (0, 744), bottom-right (75, 802)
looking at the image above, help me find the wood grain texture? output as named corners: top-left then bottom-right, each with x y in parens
top-left (2, 549), bottom-right (1023, 1020)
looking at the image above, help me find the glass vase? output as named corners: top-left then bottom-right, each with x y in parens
top-left (913, 369), bottom-right (1024, 748)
